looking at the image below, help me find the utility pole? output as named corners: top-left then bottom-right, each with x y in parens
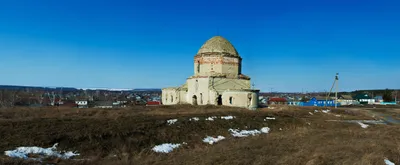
top-left (325, 73), bottom-right (339, 108)
top-left (335, 73), bottom-right (339, 109)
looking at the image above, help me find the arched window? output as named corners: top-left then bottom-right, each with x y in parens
top-left (195, 80), bottom-right (198, 92)
top-left (197, 60), bottom-right (200, 73)
top-left (229, 97), bottom-right (233, 104)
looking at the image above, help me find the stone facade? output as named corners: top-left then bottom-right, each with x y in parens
top-left (162, 36), bottom-right (259, 109)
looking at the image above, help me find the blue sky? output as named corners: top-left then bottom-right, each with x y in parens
top-left (0, 0), bottom-right (399, 92)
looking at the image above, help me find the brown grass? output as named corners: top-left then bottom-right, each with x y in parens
top-left (0, 105), bottom-right (398, 165)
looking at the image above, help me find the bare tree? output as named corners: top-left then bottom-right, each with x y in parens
top-left (38, 93), bottom-right (44, 105)
top-left (0, 89), bottom-right (18, 108)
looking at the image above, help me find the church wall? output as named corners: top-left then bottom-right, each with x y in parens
top-left (179, 90), bottom-right (188, 104)
top-left (211, 78), bottom-right (251, 90)
top-left (221, 57), bottom-right (240, 78)
top-left (194, 56), bottom-right (222, 76)
top-left (222, 90), bottom-right (259, 109)
top-left (162, 88), bottom-right (179, 105)
top-left (186, 78), bottom-right (210, 105)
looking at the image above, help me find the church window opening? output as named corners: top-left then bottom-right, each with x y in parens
top-left (192, 95), bottom-right (198, 105)
top-left (197, 60), bottom-right (200, 73)
top-left (195, 80), bottom-right (198, 92)
top-left (200, 93), bottom-right (203, 104)
top-left (217, 95), bottom-right (222, 105)
top-left (229, 97), bottom-right (233, 104)
top-left (171, 95), bottom-right (173, 103)
top-left (248, 94), bottom-right (252, 106)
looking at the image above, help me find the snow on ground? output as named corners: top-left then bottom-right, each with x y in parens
top-left (384, 158), bottom-right (395, 165)
top-left (167, 119), bottom-right (178, 125)
top-left (314, 110), bottom-right (319, 113)
top-left (206, 116), bottom-right (217, 121)
top-left (322, 110), bottom-right (331, 113)
top-left (357, 122), bottom-right (369, 128)
top-left (309, 112), bottom-right (314, 115)
top-left (189, 117), bottom-right (199, 121)
top-left (202, 136), bottom-right (225, 144)
top-left (264, 117), bottom-right (276, 121)
top-left (260, 127), bottom-right (270, 133)
top-left (228, 127), bottom-right (270, 137)
top-left (4, 143), bottom-right (79, 160)
top-left (268, 107), bottom-right (275, 109)
top-left (221, 116), bottom-right (235, 120)
top-left (152, 143), bottom-right (185, 153)
top-left (335, 115), bottom-right (341, 117)
top-left (326, 119), bottom-right (386, 125)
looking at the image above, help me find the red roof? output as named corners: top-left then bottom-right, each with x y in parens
top-left (268, 98), bottom-right (287, 102)
top-left (146, 101), bottom-right (161, 105)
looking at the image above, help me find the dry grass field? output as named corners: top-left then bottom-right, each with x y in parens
top-left (0, 105), bottom-right (399, 165)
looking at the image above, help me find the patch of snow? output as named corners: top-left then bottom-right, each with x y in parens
top-left (279, 128), bottom-right (283, 131)
top-left (264, 117), bottom-right (275, 121)
top-left (4, 143), bottom-right (79, 160)
top-left (384, 158), bottom-right (395, 165)
top-left (221, 116), bottom-right (235, 120)
top-left (167, 119), bottom-right (178, 125)
top-left (206, 116), bottom-right (217, 121)
top-left (202, 136), bottom-right (225, 144)
top-left (322, 110), bottom-right (330, 113)
top-left (335, 114), bottom-right (341, 117)
top-left (357, 122), bottom-right (369, 128)
top-left (189, 117), bottom-right (199, 121)
top-left (260, 127), bottom-right (270, 133)
top-left (152, 143), bottom-right (182, 153)
top-left (326, 120), bottom-right (386, 125)
top-left (228, 127), bottom-right (270, 137)
top-left (309, 112), bottom-right (314, 115)
top-left (314, 110), bottom-right (319, 113)
top-left (307, 122), bottom-right (311, 125)
top-left (268, 107), bottom-right (275, 109)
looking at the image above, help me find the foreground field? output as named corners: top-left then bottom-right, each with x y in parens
top-left (0, 105), bottom-right (399, 165)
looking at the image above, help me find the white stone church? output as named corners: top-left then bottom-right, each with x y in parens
top-left (162, 36), bottom-right (259, 109)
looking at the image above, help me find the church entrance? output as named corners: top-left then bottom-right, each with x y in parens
top-left (192, 95), bottom-right (198, 105)
top-left (217, 95), bottom-right (222, 105)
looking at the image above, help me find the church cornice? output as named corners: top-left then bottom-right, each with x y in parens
top-left (187, 74), bottom-right (250, 80)
top-left (194, 52), bottom-right (242, 59)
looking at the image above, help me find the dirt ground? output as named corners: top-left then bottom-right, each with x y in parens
top-left (0, 105), bottom-right (399, 165)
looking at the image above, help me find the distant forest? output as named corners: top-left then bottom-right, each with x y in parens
top-left (0, 85), bottom-right (161, 92)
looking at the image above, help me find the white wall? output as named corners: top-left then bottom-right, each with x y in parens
top-left (162, 88), bottom-right (178, 105)
top-left (222, 90), bottom-right (259, 109)
top-left (186, 78), bottom-right (210, 105)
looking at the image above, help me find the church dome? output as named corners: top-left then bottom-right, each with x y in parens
top-left (197, 36), bottom-right (239, 57)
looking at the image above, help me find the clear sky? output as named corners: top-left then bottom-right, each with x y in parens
top-left (0, 0), bottom-right (399, 92)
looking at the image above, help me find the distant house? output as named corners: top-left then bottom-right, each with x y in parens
top-left (94, 101), bottom-right (113, 109)
top-left (338, 94), bottom-right (356, 105)
top-left (302, 96), bottom-right (339, 107)
top-left (75, 101), bottom-right (88, 108)
top-left (60, 100), bottom-right (77, 107)
top-left (354, 94), bottom-right (374, 105)
top-left (258, 96), bottom-right (268, 105)
top-left (146, 101), bottom-right (161, 106)
top-left (374, 96), bottom-right (383, 103)
top-left (268, 98), bottom-right (287, 105)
